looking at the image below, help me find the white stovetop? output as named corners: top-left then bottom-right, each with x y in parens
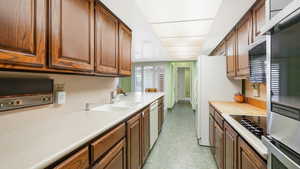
top-left (0, 92), bottom-right (164, 169)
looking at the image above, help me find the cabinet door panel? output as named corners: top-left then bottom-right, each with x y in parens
top-left (95, 5), bottom-right (118, 74)
top-left (127, 113), bottom-right (142, 169)
top-left (226, 32), bottom-right (236, 78)
top-left (236, 14), bottom-right (251, 77)
top-left (238, 137), bottom-right (267, 169)
top-left (119, 23), bottom-right (132, 76)
top-left (253, 0), bottom-right (266, 40)
top-left (215, 122), bottom-right (224, 169)
top-left (142, 108), bottom-right (150, 163)
top-left (0, 0), bottom-right (46, 67)
top-left (209, 115), bottom-right (215, 155)
top-left (50, 0), bottom-right (94, 72)
top-left (93, 139), bottom-right (126, 169)
top-left (224, 122), bottom-right (238, 169)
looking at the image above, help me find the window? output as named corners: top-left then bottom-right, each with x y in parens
top-left (133, 64), bottom-right (165, 92)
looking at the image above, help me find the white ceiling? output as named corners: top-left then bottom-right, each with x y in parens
top-left (135, 0), bottom-right (223, 59)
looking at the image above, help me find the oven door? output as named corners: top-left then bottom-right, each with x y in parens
top-left (263, 137), bottom-right (300, 169)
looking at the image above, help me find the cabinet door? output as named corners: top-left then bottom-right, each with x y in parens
top-left (226, 32), bottom-right (236, 78)
top-left (93, 139), bottom-right (126, 169)
top-left (215, 122), bottom-right (224, 169)
top-left (224, 122), bottom-right (238, 169)
top-left (253, 0), bottom-right (266, 40)
top-left (94, 5), bottom-right (119, 74)
top-left (237, 137), bottom-right (267, 169)
top-left (49, 0), bottom-right (94, 72)
top-left (127, 113), bottom-right (142, 169)
top-left (236, 14), bottom-right (251, 77)
top-left (142, 108), bottom-right (150, 163)
top-left (209, 115), bottom-right (215, 155)
top-left (0, 0), bottom-right (46, 68)
top-left (118, 23), bottom-right (132, 76)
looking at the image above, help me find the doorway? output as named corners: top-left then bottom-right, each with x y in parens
top-left (177, 67), bottom-right (191, 102)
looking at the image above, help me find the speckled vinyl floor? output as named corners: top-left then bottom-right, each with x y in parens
top-left (142, 102), bottom-right (217, 169)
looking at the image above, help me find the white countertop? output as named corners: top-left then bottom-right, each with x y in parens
top-left (0, 92), bottom-right (164, 169)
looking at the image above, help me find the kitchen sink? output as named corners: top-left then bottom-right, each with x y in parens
top-left (92, 104), bottom-right (129, 112)
top-left (114, 101), bottom-right (142, 107)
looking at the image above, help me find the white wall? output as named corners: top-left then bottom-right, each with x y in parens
top-left (197, 55), bottom-right (241, 146)
top-left (99, 0), bottom-right (167, 60)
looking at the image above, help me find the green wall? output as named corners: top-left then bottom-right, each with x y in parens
top-left (119, 77), bottom-right (132, 92)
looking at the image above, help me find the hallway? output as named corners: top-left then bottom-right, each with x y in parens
top-left (143, 103), bottom-right (217, 169)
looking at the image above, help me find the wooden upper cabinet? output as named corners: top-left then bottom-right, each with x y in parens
top-left (238, 137), bottom-right (267, 169)
top-left (118, 23), bottom-right (132, 76)
top-left (224, 122), bottom-right (238, 169)
top-left (94, 4), bottom-right (119, 75)
top-left (226, 31), bottom-right (236, 78)
top-left (236, 13), bottom-right (252, 77)
top-left (215, 122), bottom-right (224, 169)
top-left (127, 113), bottom-right (142, 169)
top-left (0, 0), bottom-right (46, 67)
top-left (49, 0), bottom-right (94, 72)
top-left (253, 0), bottom-right (266, 40)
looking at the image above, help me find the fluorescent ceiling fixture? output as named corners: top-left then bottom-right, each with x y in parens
top-left (166, 46), bottom-right (202, 52)
top-left (151, 20), bottom-right (213, 38)
top-left (136, 0), bottom-right (223, 22)
top-left (161, 37), bottom-right (204, 47)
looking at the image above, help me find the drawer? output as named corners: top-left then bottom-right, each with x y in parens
top-left (91, 123), bottom-right (126, 163)
top-left (92, 139), bottom-right (126, 169)
top-left (54, 147), bottom-right (89, 169)
top-left (214, 111), bottom-right (224, 128)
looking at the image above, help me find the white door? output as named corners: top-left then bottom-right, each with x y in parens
top-left (177, 68), bottom-right (186, 101)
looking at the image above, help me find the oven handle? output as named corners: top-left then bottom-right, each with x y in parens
top-left (262, 137), bottom-right (300, 169)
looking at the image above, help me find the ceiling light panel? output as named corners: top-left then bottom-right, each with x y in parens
top-left (161, 37), bottom-right (204, 47)
top-left (152, 20), bottom-right (213, 38)
top-left (136, 0), bottom-right (223, 23)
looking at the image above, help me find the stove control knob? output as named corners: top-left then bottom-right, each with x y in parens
top-left (0, 103), bottom-right (4, 108)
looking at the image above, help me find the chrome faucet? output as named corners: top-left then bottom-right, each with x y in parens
top-left (110, 91), bottom-right (116, 104)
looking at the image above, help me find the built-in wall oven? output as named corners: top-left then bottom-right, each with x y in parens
top-left (263, 3), bottom-right (300, 169)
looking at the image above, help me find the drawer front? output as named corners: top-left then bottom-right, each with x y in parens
top-left (215, 111), bottom-right (224, 128)
top-left (92, 139), bottom-right (127, 169)
top-left (91, 123), bottom-right (126, 162)
top-left (54, 147), bottom-right (89, 169)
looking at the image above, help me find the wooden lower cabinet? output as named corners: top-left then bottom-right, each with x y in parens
top-left (237, 137), bottom-right (267, 169)
top-left (215, 122), bottom-right (224, 169)
top-left (54, 147), bottom-right (89, 169)
top-left (93, 139), bottom-right (127, 169)
top-left (224, 122), bottom-right (238, 169)
top-left (209, 115), bottom-right (215, 155)
top-left (127, 113), bottom-right (142, 169)
top-left (142, 107), bottom-right (150, 163)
